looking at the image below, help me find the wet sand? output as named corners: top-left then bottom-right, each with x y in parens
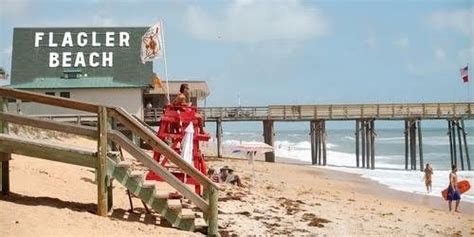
top-left (274, 156), bottom-right (474, 214)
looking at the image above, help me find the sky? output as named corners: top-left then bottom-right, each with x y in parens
top-left (0, 0), bottom-right (473, 107)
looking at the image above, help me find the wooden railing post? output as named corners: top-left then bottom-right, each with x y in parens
top-left (208, 186), bottom-right (219, 236)
top-left (106, 116), bottom-right (118, 212)
top-left (97, 106), bottom-right (108, 216)
top-left (0, 97), bottom-right (11, 195)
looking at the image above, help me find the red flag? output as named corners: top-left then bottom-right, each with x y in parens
top-left (460, 65), bottom-right (469, 83)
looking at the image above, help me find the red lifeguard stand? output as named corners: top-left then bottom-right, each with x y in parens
top-left (145, 105), bottom-right (210, 195)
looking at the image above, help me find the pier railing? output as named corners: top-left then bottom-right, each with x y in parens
top-left (267, 103), bottom-right (473, 120)
top-left (144, 103), bottom-right (473, 122)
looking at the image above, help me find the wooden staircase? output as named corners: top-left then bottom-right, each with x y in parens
top-left (0, 88), bottom-right (219, 235)
top-left (106, 155), bottom-right (207, 232)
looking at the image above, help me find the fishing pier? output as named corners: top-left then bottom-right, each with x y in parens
top-left (147, 103), bottom-right (473, 171)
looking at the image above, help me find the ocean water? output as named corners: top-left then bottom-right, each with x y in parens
top-left (200, 121), bottom-right (474, 203)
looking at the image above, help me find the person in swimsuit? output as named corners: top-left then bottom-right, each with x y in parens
top-left (172, 83), bottom-right (206, 134)
top-left (423, 163), bottom-right (433, 193)
top-left (447, 164), bottom-right (461, 212)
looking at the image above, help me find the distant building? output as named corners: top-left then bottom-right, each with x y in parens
top-left (7, 27), bottom-right (209, 118)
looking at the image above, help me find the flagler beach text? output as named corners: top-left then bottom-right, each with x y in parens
top-left (34, 31), bottom-right (130, 68)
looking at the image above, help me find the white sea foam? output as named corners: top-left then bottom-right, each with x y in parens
top-left (323, 166), bottom-right (474, 203)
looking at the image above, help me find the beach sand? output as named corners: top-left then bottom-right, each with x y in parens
top-left (0, 134), bottom-right (473, 236)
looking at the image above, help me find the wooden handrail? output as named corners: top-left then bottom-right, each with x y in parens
top-left (108, 107), bottom-right (218, 190)
top-left (0, 110), bottom-right (212, 212)
top-left (108, 130), bottom-right (209, 212)
top-left (0, 133), bottom-right (96, 168)
top-left (0, 88), bottom-right (217, 187)
top-left (0, 87), bottom-right (99, 113)
top-left (0, 112), bottom-right (97, 139)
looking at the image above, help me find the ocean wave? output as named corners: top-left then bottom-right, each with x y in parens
top-left (343, 136), bottom-right (355, 141)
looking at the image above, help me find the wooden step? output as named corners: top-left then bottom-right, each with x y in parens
top-left (154, 191), bottom-right (170, 199)
top-left (167, 199), bottom-right (182, 211)
top-left (179, 209), bottom-right (196, 219)
top-left (141, 180), bottom-right (155, 188)
top-left (128, 171), bottom-right (144, 180)
top-left (116, 160), bottom-right (132, 168)
top-left (194, 217), bottom-right (208, 228)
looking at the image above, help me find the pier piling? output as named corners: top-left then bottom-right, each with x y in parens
top-left (263, 120), bottom-right (275, 162)
top-left (355, 120), bottom-right (360, 167)
top-left (456, 120), bottom-right (465, 170)
top-left (405, 120), bottom-right (409, 170)
top-left (216, 118), bottom-right (222, 158)
top-left (310, 120), bottom-right (317, 165)
top-left (370, 119), bottom-right (375, 170)
top-left (461, 120), bottom-right (471, 170)
top-left (417, 120), bottom-right (423, 171)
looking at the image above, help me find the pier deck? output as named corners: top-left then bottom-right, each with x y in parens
top-left (144, 102), bottom-right (473, 123)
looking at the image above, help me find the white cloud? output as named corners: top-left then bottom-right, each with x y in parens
top-left (184, 0), bottom-right (330, 43)
top-left (394, 37), bottom-right (409, 50)
top-left (425, 8), bottom-right (473, 68)
top-left (425, 7), bottom-right (474, 35)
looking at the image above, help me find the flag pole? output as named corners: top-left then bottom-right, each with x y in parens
top-left (468, 63), bottom-right (471, 102)
top-left (160, 20), bottom-right (171, 104)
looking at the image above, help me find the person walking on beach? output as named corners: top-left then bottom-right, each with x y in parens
top-left (447, 164), bottom-right (461, 212)
top-left (423, 163), bottom-right (433, 193)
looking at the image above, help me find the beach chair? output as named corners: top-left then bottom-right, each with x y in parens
top-left (145, 104), bottom-right (210, 195)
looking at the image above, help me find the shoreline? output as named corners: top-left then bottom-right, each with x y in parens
top-left (210, 155), bottom-right (474, 214)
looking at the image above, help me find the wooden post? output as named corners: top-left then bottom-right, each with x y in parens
top-left (216, 118), bottom-right (222, 158)
top-left (322, 120), bottom-right (327, 166)
top-left (409, 120), bottom-right (417, 170)
top-left (370, 120), bottom-right (375, 170)
top-left (310, 121), bottom-right (317, 165)
top-left (207, 186), bottom-right (219, 236)
top-left (365, 120), bottom-right (370, 169)
top-left (451, 120), bottom-right (458, 167)
top-left (107, 117), bottom-right (118, 212)
top-left (448, 120), bottom-right (454, 166)
top-left (97, 106), bottom-right (108, 216)
top-left (316, 121), bottom-right (321, 165)
top-left (404, 120), bottom-right (409, 170)
top-left (417, 120), bottom-right (423, 171)
top-left (15, 99), bottom-right (21, 114)
top-left (361, 120), bottom-right (366, 168)
top-left (263, 120), bottom-right (275, 162)
top-left (456, 120), bottom-right (465, 170)
top-left (132, 133), bottom-right (140, 146)
top-left (355, 120), bottom-right (360, 167)
top-left (461, 120), bottom-right (471, 170)
top-left (0, 97), bottom-right (11, 195)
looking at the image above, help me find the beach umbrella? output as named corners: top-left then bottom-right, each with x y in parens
top-left (231, 142), bottom-right (274, 155)
top-left (229, 142), bottom-right (274, 190)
